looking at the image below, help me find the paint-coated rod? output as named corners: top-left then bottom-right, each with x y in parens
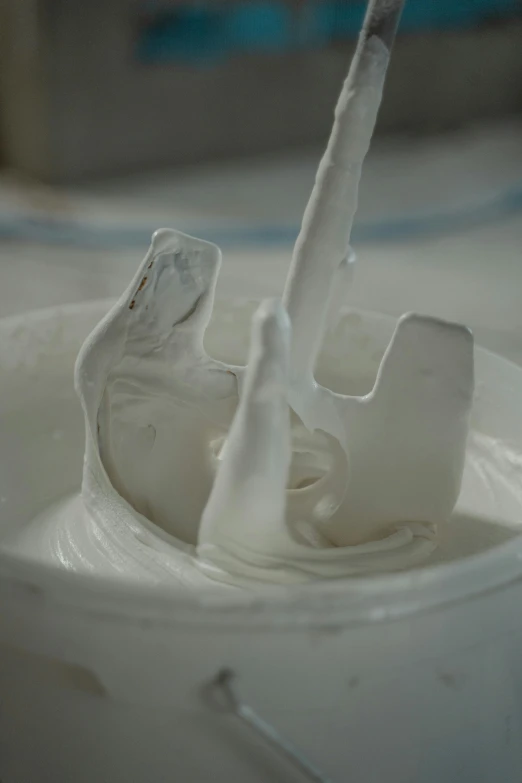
top-left (364, 0), bottom-right (405, 48)
top-left (210, 669), bottom-right (335, 783)
top-left (282, 0), bottom-right (406, 380)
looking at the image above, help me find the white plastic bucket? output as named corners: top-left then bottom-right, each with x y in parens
top-left (2, 301), bottom-right (522, 783)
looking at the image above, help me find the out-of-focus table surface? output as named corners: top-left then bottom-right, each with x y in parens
top-left (1, 120), bottom-right (522, 362)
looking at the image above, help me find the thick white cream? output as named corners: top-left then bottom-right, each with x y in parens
top-left (57, 25), bottom-right (473, 586)
top-left (2, 25), bottom-right (494, 588)
top-left (60, 218), bottom-right (474, 586)
top-left (9, 426), bottom-right (522, 590)
top-left (6, 292), bottom-right (520, 591)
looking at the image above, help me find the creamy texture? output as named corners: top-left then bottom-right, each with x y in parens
top-left (10, 24), bottom-right (479, 587)
top-left (10, 431), bottom-right (522, 588)
top-left (2, 22), bottom-right (488, 587)
top-left (197, 300), bottom-right (472, 583)
top-left (282, 36), bottom-right (389, 381)
top-left (65, 23), bottom-right (472, 586)
top-left (62, 210), bottom-right (475, 586)
top-left (3, 292), bottom-right (519, 588)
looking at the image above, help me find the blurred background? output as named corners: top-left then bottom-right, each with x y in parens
top-left (0, 0), bottom-right (522, 360)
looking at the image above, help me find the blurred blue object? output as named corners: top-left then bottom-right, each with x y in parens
top-left (137, 0), bottom-right (522, 63)
top-left (137, 2), bottom-right (292, 63)
top-left (2, 181), bottom-right (522, 250)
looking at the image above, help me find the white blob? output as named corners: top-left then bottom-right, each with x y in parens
top-left (197, 307), bottom-right (472, 583)
top-left (75, 229), bottom-right (236, 547)
top-left (68, 19), bottom-right (475, 585)
top-left (56, 13), bottom-right (476, 586)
